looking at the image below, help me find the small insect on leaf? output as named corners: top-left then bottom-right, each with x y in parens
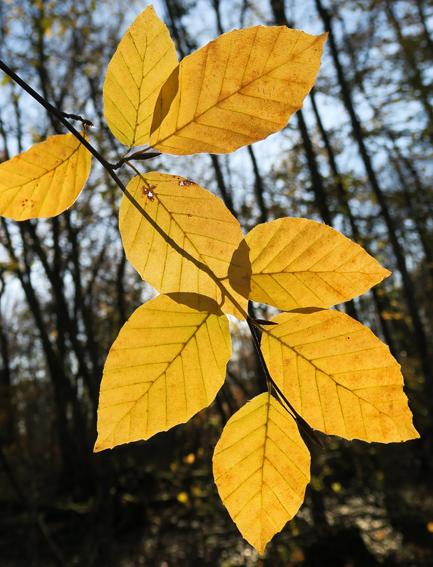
top-left (0, 133), bottom-right (91, 221)
top-left (213, 392), bottom-right (310, 555)
top-left (95, 293), bottom-right (231, 451)
top-left (150, 26), bottom-right (327, 154)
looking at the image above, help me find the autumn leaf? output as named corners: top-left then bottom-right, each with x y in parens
top-left (119, 172), bottom-right (248, 319)
top-left (0, 133), bottom-right (91, 221)
top-left (261, 309), bottom-right (419, 442)
top-left (213, 392), bottom-right (310, 554)
top-left (103, 5), bottom-right (178, 147)
top-left (229, 217), bottom-right (391, 310)
top-left (95, 293), bottom-right (231, 451)
top-left (150, 26), bottom-right (327, 154)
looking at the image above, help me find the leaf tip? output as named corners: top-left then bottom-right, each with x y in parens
top-left (406, 423), bottom-right (421, 441)
top-left (382, 266), bottom-right (392, 279)
top-left (93, 437), bottom-right (109, 453)
top-left (320, 31), bottom-right (329, 42)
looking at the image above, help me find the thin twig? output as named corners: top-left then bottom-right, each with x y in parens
top-left (247, 316), bottom-right (323, 447)
top-left (61, 111), bottom-right (93, 127)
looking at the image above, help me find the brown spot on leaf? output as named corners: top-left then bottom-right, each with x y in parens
top-left (21, 198), bottom-right (36, 209)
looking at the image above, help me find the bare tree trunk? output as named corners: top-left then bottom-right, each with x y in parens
top-left (210, 154), bottom-right (236, 216)
top-left (247, 145), bottom-right (269, 224)
top-left (384, 0), bottom-right (433, 145)
top-left (390, 154), bottom-right (433, 283)
top-left (416, 0), bottom-right (433, 56)
top-left (271, 0), bottom-right (361, 320)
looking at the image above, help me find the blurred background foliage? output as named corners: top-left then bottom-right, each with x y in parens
top-left (0, 0), bottom-right (433, 565)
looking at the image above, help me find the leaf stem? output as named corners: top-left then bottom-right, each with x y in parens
top-left (112, 150), bottom-right (161, 170)
top-left (247, 315), bottom-right (323, 447)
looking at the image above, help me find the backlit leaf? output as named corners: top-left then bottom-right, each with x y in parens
top-left (103, 5), bottom-right (178, 147)
top-left (261, 309), bottom-right (419, 442)
top-left (0, 133), bottom-right (91, 221)
top-left (150, 26), bottom-right (327, 154)
top-left (119, 172), bottom-right (248, 319)
top-left (213, 392), bottom-right (310, 554)
top-left (229, 218), bottom-right (391, 310)
top-left (95, 293), bottom-right (231, 451)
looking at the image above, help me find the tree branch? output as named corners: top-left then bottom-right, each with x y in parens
top-left (0, 56), bottom-right (322, 447)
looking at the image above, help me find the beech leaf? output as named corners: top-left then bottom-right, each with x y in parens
top-left (150, 26), bottom-right (327, 154)
top-left (103, 5), bottom-right (178, 147)
top-left (119, 172), bottom-right (248, 319)
top-left (213, 392), bottom-right (310, 554)
top-left (261, 309), bottom-right (419, 442)
top-left (229, 217), bottom-right (391, 310)
top-left (95, 293), bottom-right (231, 451)
top-left (0, 133), bottom-right (91, 221)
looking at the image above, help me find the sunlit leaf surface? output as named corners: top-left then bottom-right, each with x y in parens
top-left (213, 392), bottom-right (310, 554)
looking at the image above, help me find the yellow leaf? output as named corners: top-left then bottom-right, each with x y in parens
top-left (0, 133), bottom-right (91, 221)
top-left (103, 5), bottom-right (178, 147)
top-left (213, 392), bottom-right (310, 554)
top-left (95, 293), bottom-right (231, 451)
top-left (150, 26), bottom-right (326, 154)
top-left (119, 172), bottom-right (247, 319)
top-left (261, 309), bottom-right (419, 442)
top-left (229, 218), bottom-right (391, 310)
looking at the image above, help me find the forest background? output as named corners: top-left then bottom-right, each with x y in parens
top-left (0, 0), bottom-right (432, 565)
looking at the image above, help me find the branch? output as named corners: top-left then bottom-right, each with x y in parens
top-left (0, 57), bottom-right (322, 447)
top-left (247, 315), bottom-right (323, 448)
top-left (0, 57), bottom-right (249, 319)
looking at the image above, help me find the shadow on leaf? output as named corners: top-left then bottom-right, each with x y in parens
top-left (228, 240), bottom-right (252, 301)
top-left (150, 66), bottom-right (179, 135)
top-left (166, 292), bottom-right (223, 315)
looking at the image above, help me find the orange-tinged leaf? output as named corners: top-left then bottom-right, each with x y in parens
top-left (103, 5), bottom-right (178, 147)
top-left (95, 293), bottom-right (231, 451)
top-left (261, 309), bottom-right (419, 442)
top-left (213, 392), bottom-right (310, 554)
top-left (150, 26), bottom-right (327, 154)
top-left (119, 172), bottom-right (247, 319)
top-left (0, 134), bottom-right (91, 221)
top-left (229, 218), bottom-right (391, 310)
